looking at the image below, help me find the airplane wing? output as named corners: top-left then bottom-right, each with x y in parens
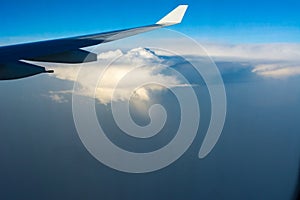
top-left (0, 5), bottom-right (188, 80)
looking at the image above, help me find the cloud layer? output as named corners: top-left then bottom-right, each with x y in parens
top-left (47, 47), bottom-right (184, 104)
top-left (132, 38), bottom-right (300, 78)
top-left (202, 43), bottom-right (300, 78)
top-left (33, 41), bottom-right (300, 104)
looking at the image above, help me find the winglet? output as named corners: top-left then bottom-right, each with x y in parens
top-left (156, 5), bottom-right (188, 26)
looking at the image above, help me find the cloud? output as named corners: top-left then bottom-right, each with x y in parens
top-left (32, 40), bottom-right (300, 106)
top-left (48, 91), bottom-right (69, 103)
top-left (251, 63), bottom-right (300, 78)
top-left (45, 47), bottom-right (185, 104)
top-left (105, 36), bottom-right (300, 78)
top-left (200, 43), bottom-right (300, 78)
top-left (202, 43), bottom-right (300, 62)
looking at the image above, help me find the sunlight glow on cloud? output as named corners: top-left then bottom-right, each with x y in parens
top-left (48, 47), bottom-right (184, 104)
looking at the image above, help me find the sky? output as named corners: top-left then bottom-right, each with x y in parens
top-left (1, 0), bottom-right (300, 44)
top-left (1, 1), bottom-right (300, 200)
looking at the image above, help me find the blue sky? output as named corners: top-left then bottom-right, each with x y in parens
top-left (1, 0), bottom-right (300, 44)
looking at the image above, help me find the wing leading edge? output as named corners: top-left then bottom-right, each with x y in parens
top-left (0, 5), bottom-right (188, 80)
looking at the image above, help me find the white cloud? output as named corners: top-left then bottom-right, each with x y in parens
top-left (201, 43), bottom-right (300, 62)
top-left (48, 91), bottom-right (69, 103)
top-left (200, 43), bottom-right (300, 78)
top-left (85, 34), bottom-right (300, 79)
top-left (106, 36), bottom-right (300, 78)
top-left (252, 63), bottom-right (300, 78)
top-left (45, 47), bottom-right (184, 104)
top-left (32, 40), bottom-right (300, 105)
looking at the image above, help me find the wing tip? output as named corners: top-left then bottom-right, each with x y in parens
top-left (156, 5), bottom-right (189, 26)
